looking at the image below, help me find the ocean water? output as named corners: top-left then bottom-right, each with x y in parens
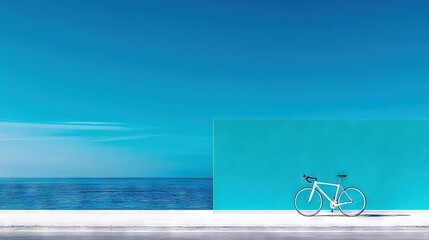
top-left (0, 178), bottom-right (212, 210)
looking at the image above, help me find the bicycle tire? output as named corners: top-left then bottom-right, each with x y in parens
top-left (294, 187), bottom-right (323, 217)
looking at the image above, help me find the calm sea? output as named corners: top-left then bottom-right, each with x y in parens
top-left (0, 178), bottom-right (212, 210)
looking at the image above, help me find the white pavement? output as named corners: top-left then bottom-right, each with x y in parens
top-left (0, 210), bottom-right (428, 231)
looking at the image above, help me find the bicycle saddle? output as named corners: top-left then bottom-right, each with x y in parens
top-left (337, 174), bottom-right (347, 178)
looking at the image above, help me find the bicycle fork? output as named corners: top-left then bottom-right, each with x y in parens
top-left (308, 184), bottom-right (316, 203)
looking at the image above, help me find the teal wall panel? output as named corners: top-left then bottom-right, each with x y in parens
top-left (213, 119), bottom-right (429, 210)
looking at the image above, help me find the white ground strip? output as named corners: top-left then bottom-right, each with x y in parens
top-left (0, 210), bottom-right (428, 231)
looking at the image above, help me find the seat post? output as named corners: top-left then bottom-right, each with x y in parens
top-left (337, 174), bottom-right (347, 184)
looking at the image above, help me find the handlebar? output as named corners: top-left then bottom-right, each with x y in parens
top-left (303, 174), bottom-right (318, 183)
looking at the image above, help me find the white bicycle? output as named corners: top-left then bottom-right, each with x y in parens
top-left (294, 174), bottom-right (366, 217)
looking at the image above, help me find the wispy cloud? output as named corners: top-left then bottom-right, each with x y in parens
top-left (0, 120), bottom-right (152, 142)
top-left (0, 137), bottom-right (44, 142)
top-left (60, 122), bottom-right (158, 129)
top-left (92, 134), bottom-right (165, 142)
top-left (60, 121), bottom-right (125, 125)
top-left (0, 121), bottom-right (130, 131)
top-left (0, 120), bottom-right (166, 144)
top-left (0, 136), bottom-right (72, 142)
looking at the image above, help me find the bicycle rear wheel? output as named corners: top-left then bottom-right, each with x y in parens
top-left (294, 187), bottom-right (323, 217)
top-left (338, 187), bottom-right (366, 217)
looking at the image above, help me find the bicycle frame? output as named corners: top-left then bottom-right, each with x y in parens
top-left (309, 180), bottom-right (352, 208)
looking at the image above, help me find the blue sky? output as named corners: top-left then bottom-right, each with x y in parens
top-left (0, 0), bottom-right (428, 177)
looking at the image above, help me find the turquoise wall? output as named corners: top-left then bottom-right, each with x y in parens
top-left (213, 119), bottom-right (429, 210)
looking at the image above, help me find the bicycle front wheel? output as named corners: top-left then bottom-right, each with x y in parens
top-left (338, 187), bottom-right (366, 217)
top-left (294, 187), bottom-right (323, 217)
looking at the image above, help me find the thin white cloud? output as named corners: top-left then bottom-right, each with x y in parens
top-left (0, 137), bottom-right (41, 141)
top-left (165, 135), bottom-right (211, 141)
top-left (0, 136), bottom-right (74, 142)
top-left (0, 121), bottom-right (130, 131)
top-left (92, 134), bottom-right (165, 142)
top-left (0, 120), bottom-right (164, 145)
top-left (60, 121), bottom-right (125, 125)
top-left (60, 121), bottom-right (158, 129)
